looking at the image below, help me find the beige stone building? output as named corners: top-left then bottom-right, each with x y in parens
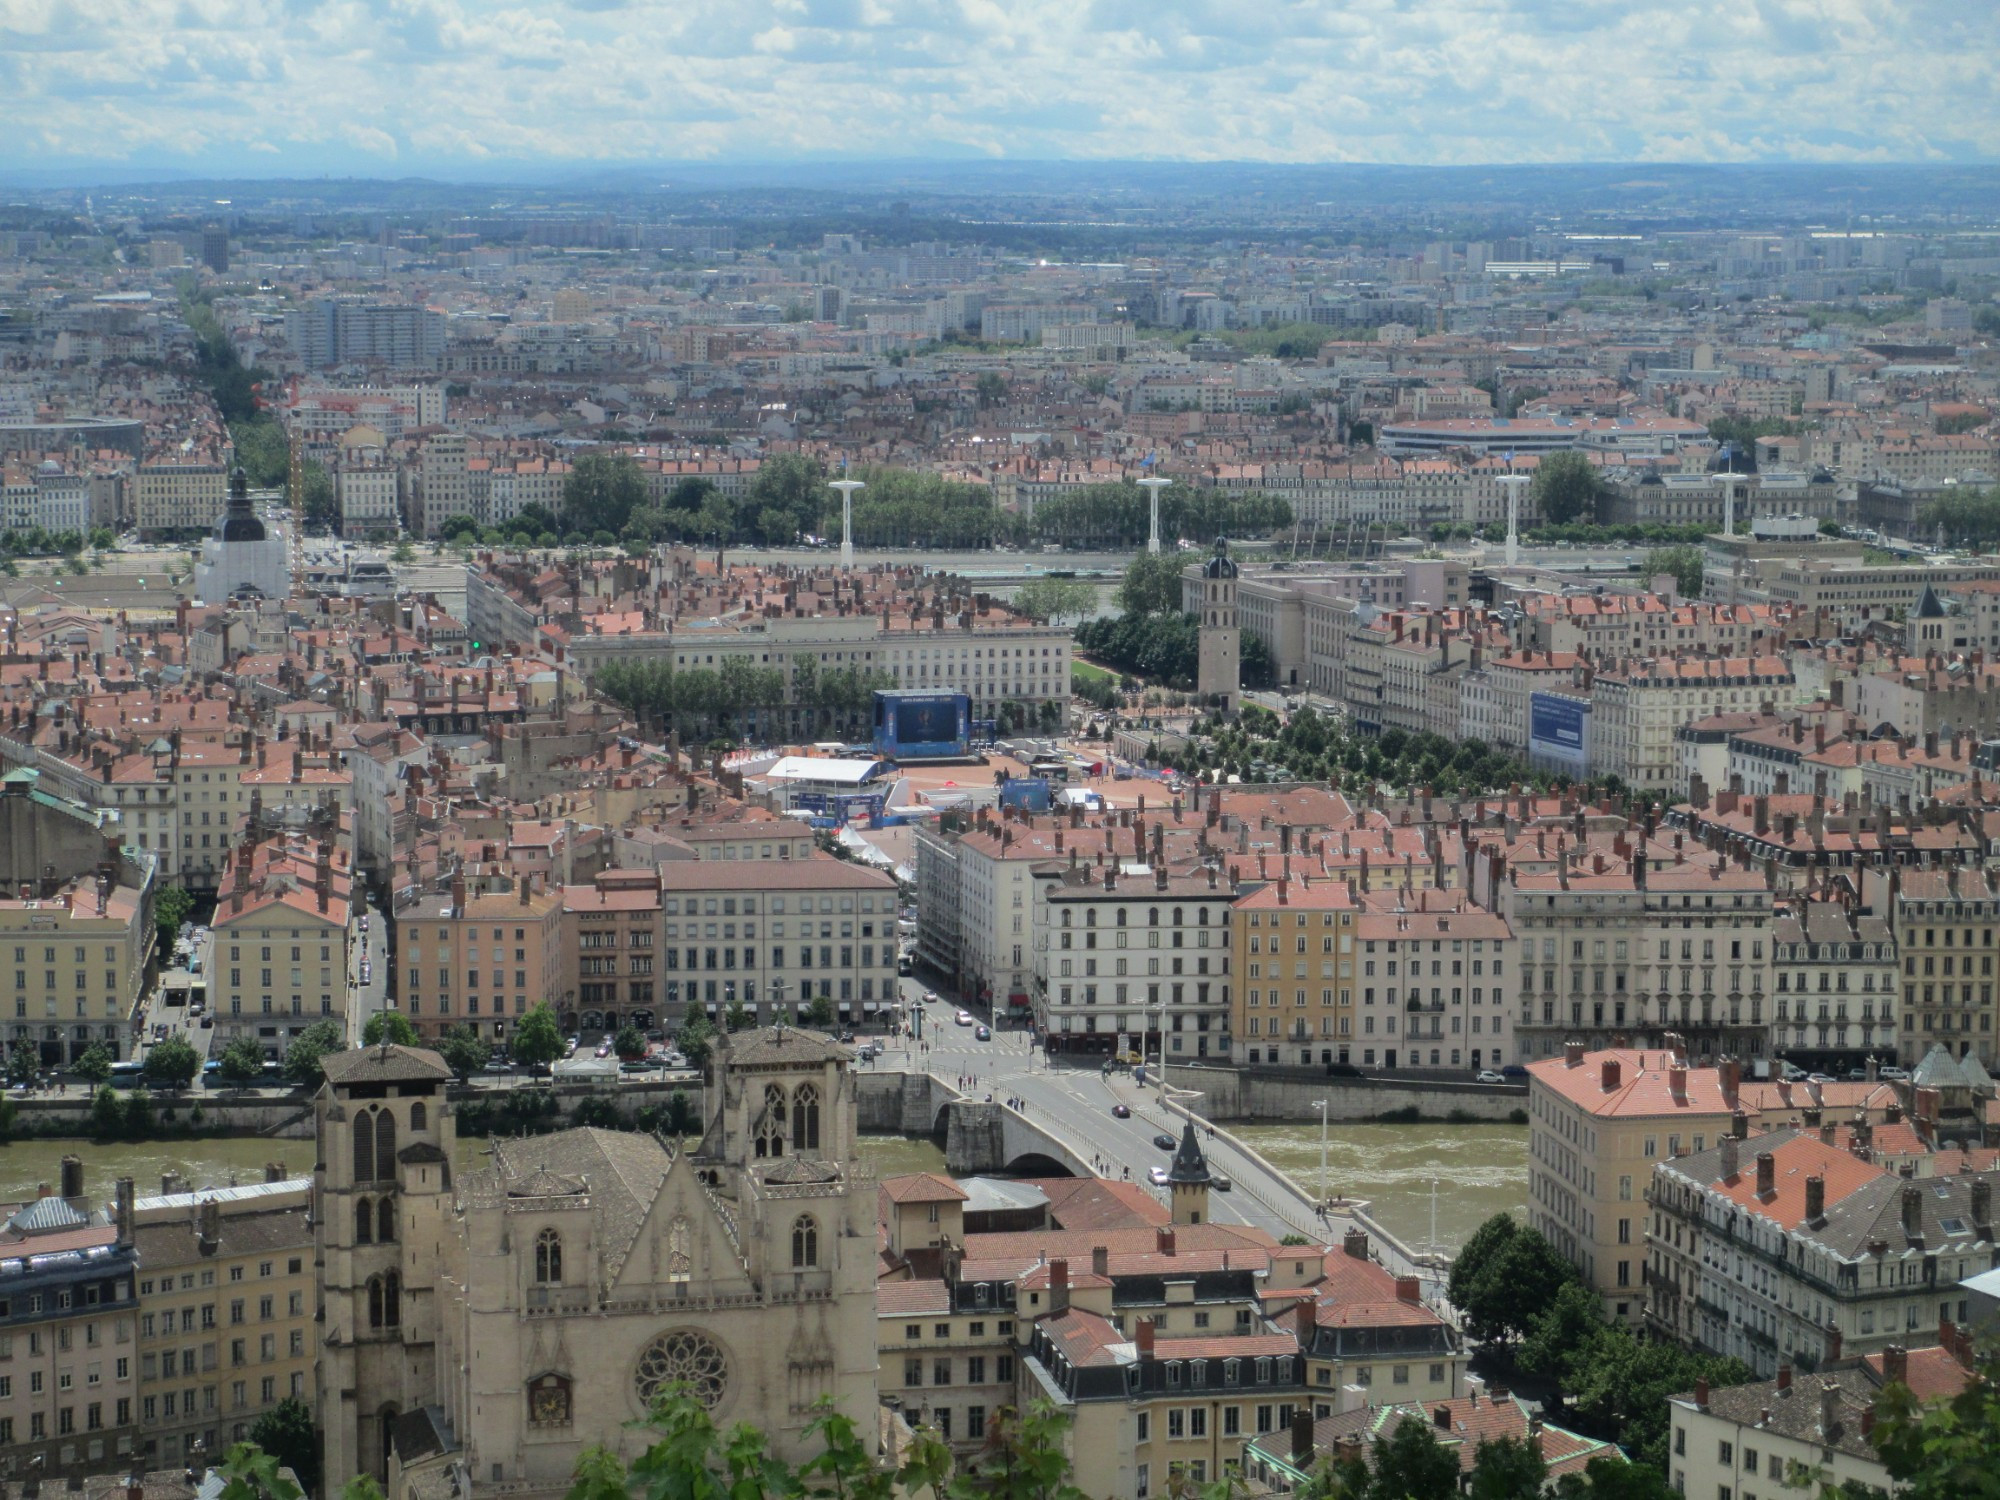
top-left (130, 1175), bottom-right (314, 1463)
top-left (395, 876), bottom-right (564, 1044)
top-left (134, 461), bottom-right (228, 538)
top-left (211, 832), bottom-right (354, 1055)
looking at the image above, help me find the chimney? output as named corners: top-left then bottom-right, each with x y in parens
top-left (1695, 1378), bottom-right (1710, 1411)
top-left (1565, 1040), bottom-right (1585, 1068)
top-left (1433, 1404), bottom-right (1453, 1430)
top-left (1136, 1316), bottom-right (1156, 1361)
top-left (1819, 1381), bottom-right (1840, 1439)
top-left (1721, 1057), bottom-right (1742, 1105)
top-left (1601, 1058), bottom-right (1622, 1093)
top-left (1973, 1178), bottom-right (1992, 1239)
top-left (1291, 1407), bottom-right (1316, 1464)
top-left (1732, 1109), bottom-right (1750, 1140)
top-left (1091, 1245), bottom-right (1108, 1277)
top-left (1719, 1135), bottom-right (1739, 1181)
top-left (1805, 1175), bottom-right (1826, 1227)
top-left (1669, 1062), bottom-right (1688, 1103)
top-left (1826, 1325), bottom-right (1843, 1363)
top-left (1344, 1228), bottom-right (1369, 1260)
top-left (1049, 1257), bottom-right (1069, 1315)
top-left (113, 1177), bottom-right (135, 1248)
top-left (1777, 1364), bottom-right (1792, 1392)
top-left (1156, 1225), bottom-right (1176, 1257)
top-left (1883, 1345), bottom-right (1908, 1386)
top-left (1756, 1151), bottom-right (1776, 1198)
top-left (1902, 1183), bottom-right (1923, 1238)
top-left (59, 1155), bottom-right (83, 1206)
top-left (197, 1197), bottom-right (221, 1255)
top-left (1395, 1276), bottom-right (1420, 1304)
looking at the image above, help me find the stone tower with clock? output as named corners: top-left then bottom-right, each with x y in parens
top-left (354, 1026), bottom-right (878, 1500)
top-left (1196, 536), bottom-right (1241, 714)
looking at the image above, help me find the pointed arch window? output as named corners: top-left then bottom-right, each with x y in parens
top-left (792, 1083), bottom-right (820, 1153)
top-left (355, 1196), bottom-right (373, 1245)
top-left (375, 1110), bottom-right (398, 1183)
top-left (367, 1272), bottom-right (400, 1329)
top-left (791, 1215), bottom-right (819, 1269)
top-left (667, 1216), bottom-right (691, 1284)
top-left (378, 1198), bottom-right (396, 1243)
top-left (534, 1227), bottom-right (563, 1284)
top-left (353, 1108), bottom-right (375, 1183)
top-left (755, 1083), bottom-right (786, 1159)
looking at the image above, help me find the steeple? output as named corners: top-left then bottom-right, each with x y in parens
top-left (1168, 1119), bottom-right (1212, 1226)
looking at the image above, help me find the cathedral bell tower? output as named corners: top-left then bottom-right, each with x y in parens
top-left (1196, 536), bottom-right (1240, 714)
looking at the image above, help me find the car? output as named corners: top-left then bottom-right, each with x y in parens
top-left (199, 1015), bottom-right (212, 1028)
top-left (954, 1010), bottom-right (973, 1026)
top-left (1211, 1172), bottom-right (1233, 1192)
top-left (1879, 1066), bottom-right (1910, 1080)
top-left (923, 991), bottom-right (939, 1005)
top-left (565, 1036), bottom-right (580, 1057)
top-left (1112, 1104), bottom-right (1131, 1119)
top-left (1807, 1072), bottom-right (1834, 1084)
top-left (595, 1040), bottom-right (613, 1058)
top-left (359, 915), bottom-right (369, 932)
top-left (619, 1059), bottom-right (655, 1073)
top-left (1152, 1133), bottom-right (1177, 1152)
top-left (1476, 1069), bottom-right (1506, 1084)
top-left (1501, 1064), bottom-right (1529, 1080)
top-left (1147, 1166), bottom-right (1171, 1187)
top-left (974, 1025), bottom-right (991, 1041)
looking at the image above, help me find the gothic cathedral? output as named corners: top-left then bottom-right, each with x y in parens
top-left (312, 1029), bottom-right (878, 1499)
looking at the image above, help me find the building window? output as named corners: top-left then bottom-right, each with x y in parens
top-left (791, 1216), bottom-right (818, 1269)
top-left (534, 1228), bottom-right (563, 1285)
top-left (793, 1083), bottom-right (820, 1152)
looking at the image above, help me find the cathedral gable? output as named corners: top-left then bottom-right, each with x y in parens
top-left (608, 1145), bottom-right (756, 1297)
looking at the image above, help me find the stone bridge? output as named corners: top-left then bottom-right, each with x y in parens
top-left (852, 1069), bottom-right (1091, 1177)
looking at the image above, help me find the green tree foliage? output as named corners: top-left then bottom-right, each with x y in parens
top-left (219, 1034), bottom-right (266, 1086)
top-left (1367, 1417), bottom-right (1462, 1500)
top-left (563, 453), bottom-right (649, 537)
top-left (298, 459), bottom-right (336, 527)
top-left (804, 994), bottom-right (835, 1026)
top-left (1074, 612), bottom-right (1199, 688)
top-left (1011, 577), bottom-right (1097, 624)
top-left (1640, 545), bottom-right (1705, 598)
top-left (1240, 631), bottom-right (1275, 691)
top-left (1030, 481), bottom-right (1292, 550)
top-left (1919, 488), bottom-right (2000, 551)
top-left (439, 514), bottom-right (480, 543)
top-left (512, 1002), bottom-right (566, 1072)
top-left (614, 1024), bottom-right (647, 1059)
top-left (247, 1397), bottom-right (321, 1497)
top-left (156, 883), bottom-right (196, 953)
top-left (593, 656), bottom-right (886, 743)
top-left (121, 1087), bottom-right (155, 1140)
top-left (73, 1042), bottom-right (113, 1085)
top-left (1118, 551), bottom-right (1190, 618)
top-left (1447, 1215), bottom-right (1579, 1346)
top-left (1869, 1350), bottom-right (2000, 1500)
top-left (282, 1018), bottom-right (348, 1087)
top-left (436, 1024), bottom-right (491, 1080)
top-left (1532, 451), bottom-right (1608, 527)
top-left (215, 1439), bottom-right (305, 1500)
top-left (143, 1033), bottom-right (201, 1089)
top-left (361, 1010), bottom-right (420, 1047)
top-left (91, 1084), bottom-right (126, 1139)
top-left (676, 1015), bottom-right (717, 1072)
top-left (1468, 1435), bottom-right (1548, 1500)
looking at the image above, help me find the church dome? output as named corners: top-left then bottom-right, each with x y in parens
top-left (1202, 536), bottom-right (1239, 580)
top-left (218, 464), bottom-right (267, 542)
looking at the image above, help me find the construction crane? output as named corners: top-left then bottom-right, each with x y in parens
top-left (286, 427), bottom-right (305, 587)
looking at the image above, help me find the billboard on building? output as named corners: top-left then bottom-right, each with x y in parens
top-left (1529, 692), bottom-right (1590, 773)
top-left (873, 690), bottom-right (971, 760)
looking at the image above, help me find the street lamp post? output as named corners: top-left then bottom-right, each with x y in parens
top-left (1312, 1099), bottom-right (1329, 1207)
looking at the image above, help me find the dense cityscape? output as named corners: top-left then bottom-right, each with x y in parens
top-left (0, 152), bottom-right (1993, 1500)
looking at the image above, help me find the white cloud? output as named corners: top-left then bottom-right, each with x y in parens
top-left (0, 0), bottom-right (1990, 169)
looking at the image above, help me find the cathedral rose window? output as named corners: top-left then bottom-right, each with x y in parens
top-left (634, 1330), bottom-right (729, 1412)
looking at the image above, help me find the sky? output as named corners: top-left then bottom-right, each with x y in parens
top-left (0, 0), bottom-right (1992, 176)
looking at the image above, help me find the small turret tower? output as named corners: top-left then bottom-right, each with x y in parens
top-left (1168, 1119), bottom-right (1213, 1226)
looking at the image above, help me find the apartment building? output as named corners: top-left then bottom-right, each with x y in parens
top-left (210, 835), bottom-right (354, 1055)
top-left (1772, 898), bottom-right (1899, 1075)
top-left (1589, 656), bottom-right (1798, 791)
top-left (1865, 865), bottom-right (2000, 1070)
top-left (651, 858), bottom-right (900, 1030)
top-left (394, 876), bottom-right (565, 1043)
top-left (419, 432), bottom-right (473, 537)
top-left (129, 1176), bottom-right (314, 1463)
top-left (1034, 866), bottom-right (1235, 1060)
top-left (1527, 1048), bottom-right (1902, 1326)
top-left (1647, 1130), bottom-right (2000, 1374)
top-left (0, 1177), bottom-right (140, 1478)
top-left (1665, 1342), bottom-right (1974, 1500)
top-left (134, 461), bottom-right (229, 538)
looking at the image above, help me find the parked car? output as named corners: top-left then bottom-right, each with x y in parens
top-left (1501, 1064), bottom-right (1529, 1080)
top-left (1879, 1066), bottom-right (1910, 1080)
top-left (595, 1040), bottom-right (613, 1058)
top-left (1151, 1133), bottom-right (1177, 1152)
top-left (1476, 1070), bottom-right (1506, 1084)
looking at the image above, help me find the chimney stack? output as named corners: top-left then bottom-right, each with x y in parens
top-left (1756, 1151), bottom-right (1776, 1198)
top-left (1805, 1175), bottom-right (1826, 1226)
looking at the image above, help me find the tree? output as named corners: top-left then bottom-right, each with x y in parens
top-left (676, 1014), bottom-right (717, 1072)
top-left (1366, 1416), bottom-right (1462, 1500)
top-left (614, 1024), bottom-right (647, 1060)
top-left (804, 994), bottom-right (835, 1027)
top-left (143, 1033), bottom-right (201, 1089)
top-left (438, 514), bottom-right (480, 544)
top-left (362, 1010), bottom-right (419, 1047)
top-left (73, 1042), bottom-right (113, 1085)
top-left (1642, 545), bottom-right (1705, 598)
top-left (1449, 1214), bottom-right (1579, 1346)
top-left (156, 882), bottom-right (195, 952)
top-left (1128, 552), bottom-right (1184, 616)
top-left (282, 1018), bottom-right (348, 1087)
top-left (1012, 576), bottom-right (1096, 625)
top-left (391, 538), bottom-right (417, 564)
top-left (562, 453), bottom-right (648, 537)
top-left (512, 1002), bottom-right (565, 1073)
top-left (437, 1024), bottom-right (491, 1081)
top-left (1468, 1435), bottom-right (1548, 1500)
top-left (247, 1397), bottom-right (320, 1497)
top-left (215, 1439), bottom-right (304, 1500)
top-left (91, 1084), bottom-right (125, 1139)
top-left (1532, 451), bottom-right (1606, 527)
top-left (218, 1034), bottom-right (266, 1087)
top-left (1551, 1457), bottom-right (1677, 1500)
top-left (1870, 1350), bottom-right (2000, 1500)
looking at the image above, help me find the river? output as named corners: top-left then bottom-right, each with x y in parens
top-left (0, 1125), bottom-right (1520, 1255)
